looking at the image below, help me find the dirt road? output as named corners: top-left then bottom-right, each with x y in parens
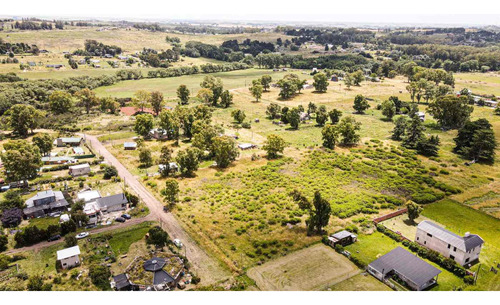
top-left (83, 134), bottom-right (231, 285)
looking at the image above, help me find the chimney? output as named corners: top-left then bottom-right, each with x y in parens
top-left (464, 232), bottom-right (470, 238)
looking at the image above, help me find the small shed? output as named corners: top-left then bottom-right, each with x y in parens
top-left (238, 143), bottom-right (257, 150)
top-left (327, 230), bottom-right (357, 247)
top-left (124, 142), bottom-right (137, 150)
top-left (57, 246), bottom-right (81, 269)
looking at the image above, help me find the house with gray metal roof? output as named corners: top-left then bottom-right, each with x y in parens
top-left (367, 247), bottom-right (441, 291)
top-left (96, 193), bottom-right (128, 213)
top-left (415, 220), bottom-right (484, 266)
top-left (55, 137), bottom-right (82, 147)
top-left (327, 230), bottom-right (357, 247)
top-left (23, 190), bottom-right (69, 218)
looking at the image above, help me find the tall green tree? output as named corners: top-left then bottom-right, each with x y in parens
top-left (32, 133), bottom-right (53, 156)
top-left (149, 91), bottom-right (164, 116)
top-left (328, 109), bottom-right (342, 124)
top-left (337, 116), bottom-right (361, 146)
top-left (132, 90), bottom-right (150, 113)
top-left (139, 148), bottom-right (153, 167)
top-left (75, 88), bottom-right (98, 114)
top-left (407, 201), bottom-right (422, 223)
top-left (353, 95), bottom-right (370, 114)
top-left (162, 179), bottom-right (179, 206)
top-left (428, 95), bottom-right (474, 129)
top-left (315, 105), bottom-right (328, 126)
top-left (231, 109), bottom-right (246, 124)
top-left (262, 134), bottom-right (287, 159)
top-left (287, 107), bottom-right (301, 129)
top-left (260, 75), bottom-right (272, 91)
top-left (321, 124), bottom-right (339, 149)
top-left (176, 85), bottom-right (190, 105)
top-left (312, 72), bottom-right (329, 92)
top-left (307, 191), bottom-right (331, 235)
top-left (134, 113), bottom-right (154, 137)
top-left (1, 140), bottom-right (42, 181)
top-left (175, 147), bottom-right (201, 177)
top-left (220, 90), bottom-right (233, 108)
top-left (381, 100), bottom-right (396, 120)
top-left (49, 91), bottom-right (73, 114)
top-left (249, 82), bottom-right (263, 102)
top-left (158, 110), bottom-right (180, 142)
top-left (402, 116), bottom-right (425, 149)
top-left (200, 75), bottom-right (224, 106)
top-left (5, 104), bottom-right (42, 137)
top-left (212, 136), bottom-right (239, 168)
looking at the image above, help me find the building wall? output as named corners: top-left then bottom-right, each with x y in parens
top-left (415, 228), bottom-right (481, 265)
top-left (60, 255), bottom-right (80, 269)
top-left (70, 167), bottom-right (91, 177)
top-left (105, 203), bottom-right (127, 213)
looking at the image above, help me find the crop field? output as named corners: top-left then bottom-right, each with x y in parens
top-left (247, 243), bottom-right (359, 291)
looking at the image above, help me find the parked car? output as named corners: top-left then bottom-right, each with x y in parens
top-left (76, 232), bottom-right (90, 239)
top-left (121, 214), bottom-right (131, 220)
top-left (47, 235), bottom-right (61, 242)
top-left (173, 239), bottom-right (183, 248)
top-left (0, 186), bottom-right (10, 192)
top-left (115, 217), bottom-right (126, 223)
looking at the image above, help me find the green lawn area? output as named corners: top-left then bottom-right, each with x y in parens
top-left (105, 221), bottom-right (152, 255)
top-left (329, 273), bottom-right (392, 291)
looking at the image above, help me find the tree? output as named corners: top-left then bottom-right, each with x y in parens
top-left (27, 275), bottom-right (46, 291)
top-left (249, 82), bottom-right (263, 102)
top-left (149, 91), bottom-right (164, 116)
top-left (353, 95), bottom-right (370, 114)
top-left (307, 191), bottom-right (331, 235)
top-left (321, 124), bottom-right (339, 149)
top-left (407, 201), bottom-right (422, 223)
top-left (428, 95), bottom-right (474, 129)
top-left (231, 109), bottom-right (246, 124)
top-left (402, 116), bottom-right (425, 149)
top-left (132, 90), bottom-right (150, 112)
top-left (287, 107), bottom-right (300, 129)
top-left (328, 109), bottom-right (342, 124)
top-left (0, 190), bottom-right (24, 210)
top-left (134, 113), bottom-right (154, 137)
top-left (200, 75), bottom-right (224, 106)
top-left (402, 61), bottom-right (418, 82)
top-left (307, 102), bottom-right (317, 115)
top-left (196, 88), bottom-right (214, 104)
top-left (49, 91), bottom-right (73, 114)
top-left (75, 88), bottom-right (98, 114)
top-left (416, 135), bottom-right (440, 157)
top-left (277, 78), bottom-right (298, 99)
top-left (343, 73), bottom-right (353, 89)
top-left (176, 147), bottom-right (201, 177)
top-left (337, 116), bottom-right (361, 146)
top-left (313, 72), bottom-right (329, 92)
top-left (103, 165), bottom-right (118, 179)
top-left (5, 104), bottom-right (42, 137)
top-left (262, 134), bottom-right (287, 159)
top-left (177, 85), bottom-right (190, 105)
top-left (64, 235), bottom-right (77, 248)
top-left (162, 179), bottom-right (179, 206)
top-left (0, 238), bottom-right (8, 253)
top-left (392, 116), bottom-right (409, 141)
top-left (260, 75), bottom-right (272, 91)
top-left (1, 140), bottom-right (42, 181)
top-left (158, 146), bottom-right (173, 177)
top-left (219, 90), bottom-right (233, 108)
top-left (351, 70), bottom-right (364, 86)
top-left (32, 133), bottom-right (53, 156)
top-left (381, 100), bottom-right (396, 120)
top-left (99, 97), bottom-right (119, 114)
top-left (212, 136), bottom-right (239, 168)
top-left (192, 122), bottom-right (222, 154)
top-left (454, 119), bottom-right (496, 163)
top-left (139, 148), bottom-right (153, 167)
top-left (146, 226), bottom-right (169, 248)
top-left (315, 105), bottom-right (328, 126)
top-left (289, 189), bottom-right (311, 210)
top-left (266, 103), bottom-right (281, 119)
top-left (89, 264), bottom-right (111, 291)
top-left (158, 110), bottom-right (180, 142)
top-left (495, 106), bottom-right (500, 116)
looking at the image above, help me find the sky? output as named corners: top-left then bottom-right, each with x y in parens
top-left (2, 0), bottom-right (500, 26)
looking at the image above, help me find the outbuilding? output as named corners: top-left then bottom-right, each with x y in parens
top-left (327, 230), bottom-right (357, 247)
top-left (57, 245), bottom-right (81, 269)
top-left (69, 163), bottom-right (91, 177)
top-left (124, 142), bottom-right (137, 150)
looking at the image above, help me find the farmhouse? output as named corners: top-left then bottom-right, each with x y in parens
top-left (77, 189), bottom-right (102, 203)
top-left (327, 230), bottom-right (357, 247)
top-left (23, 190), bottom-right (69, 218)
top-left (96, 193), bottom-right (128, 213)
top-left (415, 221), bottom-right (484, 266)
top-left (69, 163), bottom-right (91, 177)
top-left (124, 142), bottom-right (137, 150)
top-left (55, 137), bottom-right (83, 147)
top-left (57, 245), bottom-right (81, 269)
top-left (367, 247), bottom-right (441, 291)
top-left (42, 156), bottom-right (75, 165)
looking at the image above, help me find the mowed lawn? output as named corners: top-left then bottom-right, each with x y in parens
top-left (328, 273), bottom-right (391, 291)
top-left (247, 243), bottom-right (359, 291)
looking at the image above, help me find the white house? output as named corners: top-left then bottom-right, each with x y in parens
top-left (69, 163), bottom-right (91, 177)
top-left (415, 221), bottom-right (484, 266)
top-left (57, 245), bottom-right (81, 269)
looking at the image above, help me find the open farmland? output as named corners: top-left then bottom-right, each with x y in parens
top-left (247, 243), bottom-right (359, 291)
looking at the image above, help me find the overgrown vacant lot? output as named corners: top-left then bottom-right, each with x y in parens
top-left (247, 244), bottom-right (358, 291)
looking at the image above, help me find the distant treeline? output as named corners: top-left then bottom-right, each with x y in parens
top-left (11, 20), bottom-right (64, 30)
top-left (73, 40), bottom-right (123, 57)
top-left (0, 38), bottom-right (39, 54)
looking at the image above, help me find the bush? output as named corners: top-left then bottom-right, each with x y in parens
top-left (463, 275), bottom-right (474, 285)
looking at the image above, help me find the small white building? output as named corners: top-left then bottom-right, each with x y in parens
top-left (69, 163), bottom-right (91, 177)
top-left (77, 190), bottom-right (102, 203)
top-left (57, 246), bottom-right (81, 269)
top-left (238, 143), bottom-right (257, 150)
top-left (416, 112), bottom-right (425, 122)
top-left (415, 221), bottom-right (484, 266)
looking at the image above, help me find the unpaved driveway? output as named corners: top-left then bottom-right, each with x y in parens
top-left (83, 134), bottom-right (231, 285)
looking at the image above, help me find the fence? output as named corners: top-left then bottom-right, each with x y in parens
top-left (373, 208), bottom-right (408, 224)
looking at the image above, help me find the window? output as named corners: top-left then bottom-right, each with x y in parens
top-left (448, 244), bottom-right (451, 249)
top-left (424, 241), bottom-right (426, 245)
top-left (417, 237), bottom-right (419, 241)
top-left (450, 255), bottom-right (455, 260)
top-left (465, 258), bottom-right (470, 263)
top-left (427, 233), bottom-right (433, 237)
top-left (453, 247), bottom-right (457, 252)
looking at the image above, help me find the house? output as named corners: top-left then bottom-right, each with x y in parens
top-left (59, 214), bottom-right (70, 223)
top-left (77, 190), bottom-right (102, 203)
top-left (118, 55), bottom-right (129, 60)
top-left (149, 128), bottom-right (168, 140)
top-left (367, 247), bottom-right (441, 291)
top-left (96, 193), bottom-right (128, 213)
top-left (41, 156), bottom-right (75, 165)
top-left (124, 142), bottom-right (137, 150)
top-left (23, 190), bottom-right (70, 218)
top-left (69, 163), bottom-right (91, 177)
top-left (1, 208), bottom-right (23, 227)
top-left (484, 100), bottom-right (498, 108)
top-left (159, 162), bottom-right (179, 174)
top-left (238, 143), bottom-right (257, 150)
top-left (57, 246), bottom-right (81, 269)
top-left (83, 201), bottom-right (101, 225)
top-left (46, 64), bottom-right (64, 69)
top-left (327, 230), bottom-right (357, 247)
top-left (55, 137), bottom-right (83, 147)
top-left (111, 273), bottom-right (134, 291)
top-left (415, 220), bottom-right (484, 266)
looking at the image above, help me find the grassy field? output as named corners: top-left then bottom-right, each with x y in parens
top-left (328, 273), bottom-right (392, 291)
top-left (247, 243), bottom-right (359, 291)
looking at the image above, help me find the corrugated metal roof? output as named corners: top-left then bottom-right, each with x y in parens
top-left (418, 221), bottom-right (484, 252)
top-left (96, 193), bottom-right (128, 209)
top-left (332, 230), bottom-right (356, 240)
top-left (69, 163), bottom-right (90, 170)
top-left (57, 246), bottom-right (81, 260)
top-left (369, 247), bottom-right (441, 287)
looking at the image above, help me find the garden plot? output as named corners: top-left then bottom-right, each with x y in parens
top-left (247, 244), bottom-right (358, 291)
